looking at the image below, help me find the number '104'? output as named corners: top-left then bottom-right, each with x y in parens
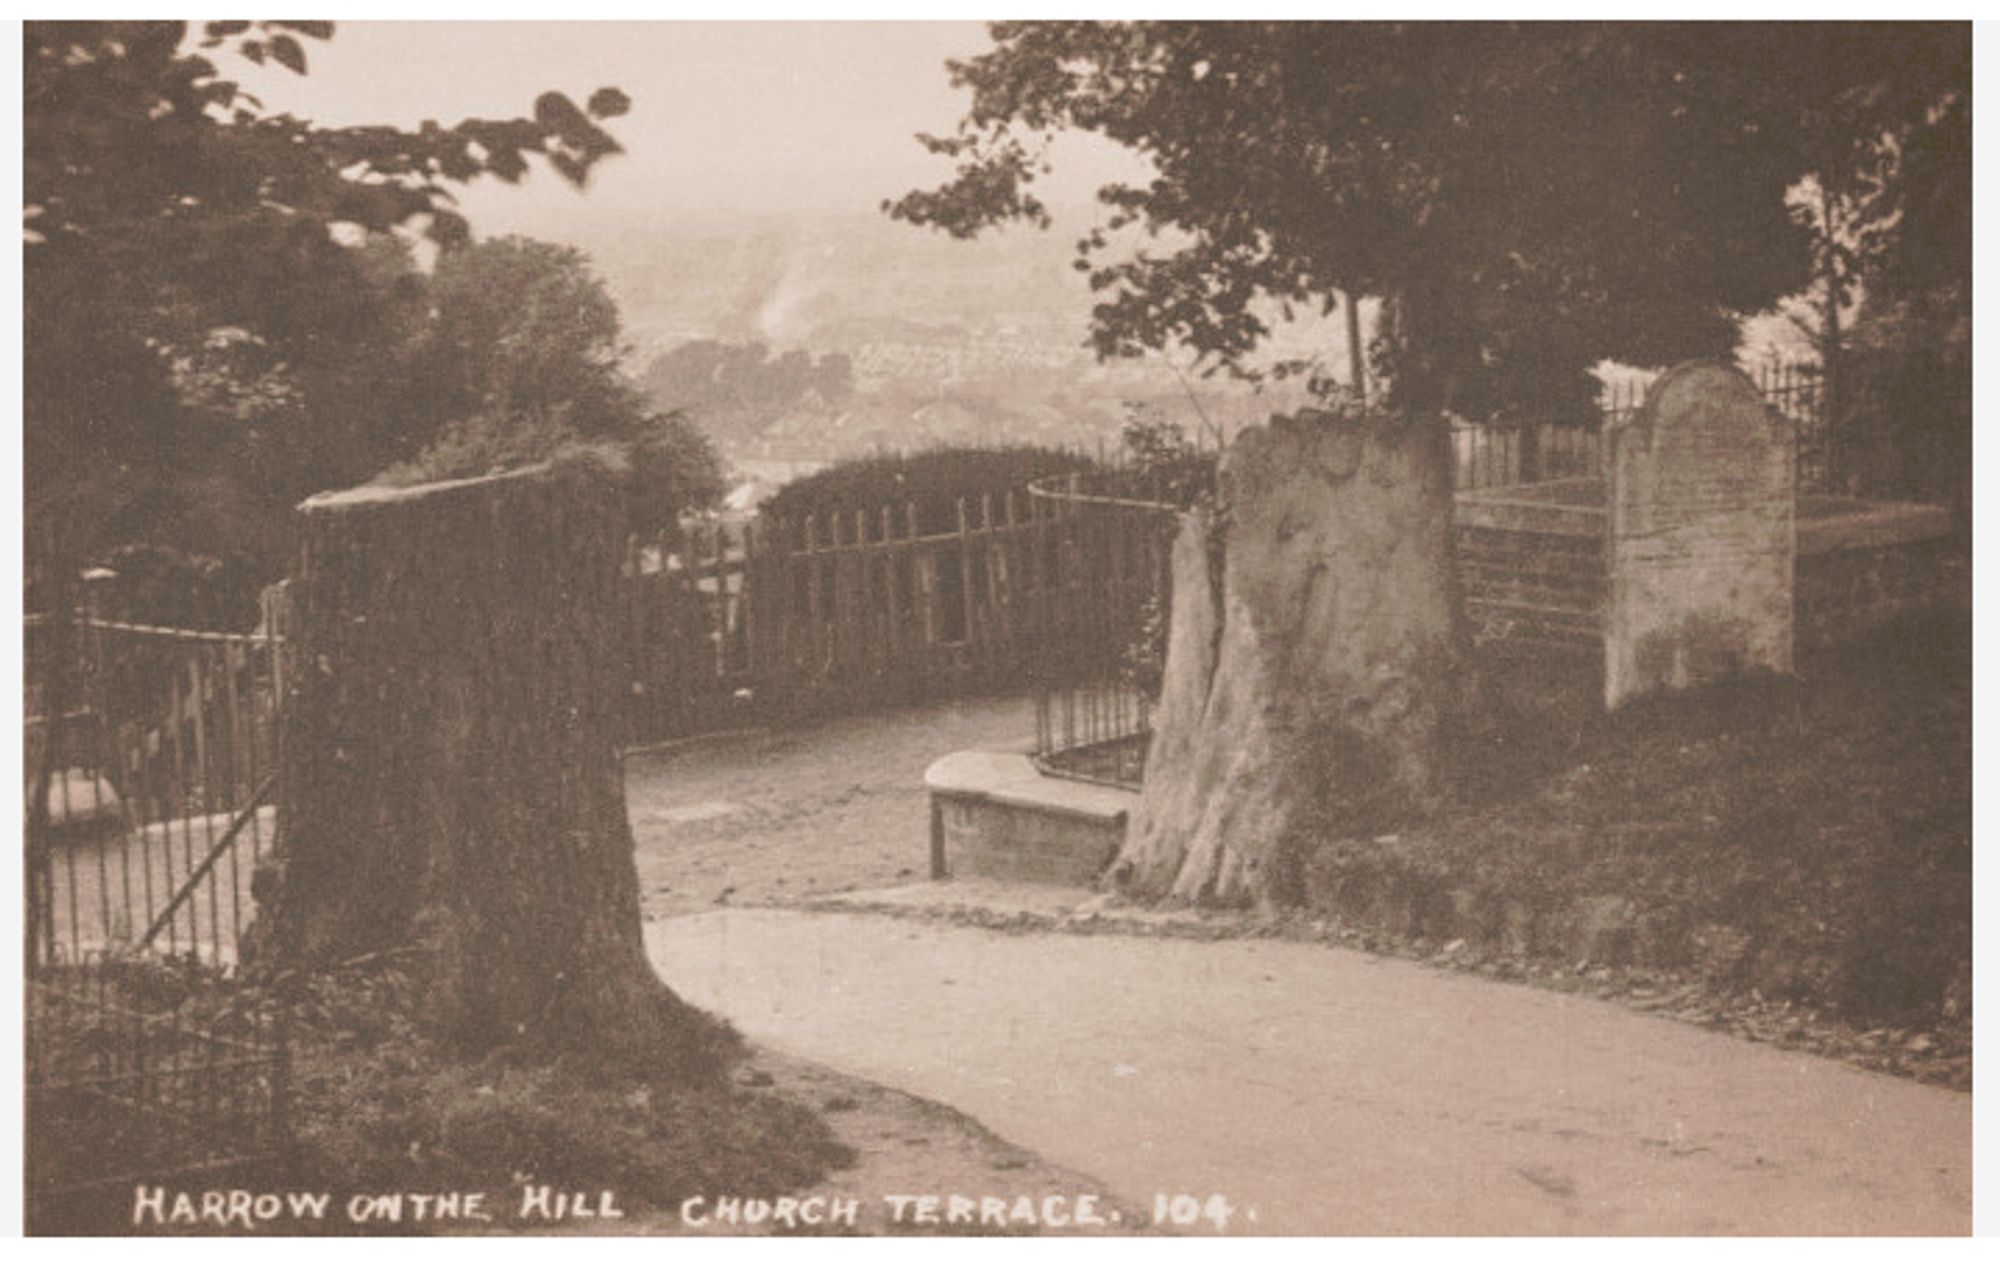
top-left (1153, 1192), bottom-right (1243, 1232)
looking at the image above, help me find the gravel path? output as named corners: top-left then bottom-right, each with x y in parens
top-left (625, 696), bottom-right (1971, 1235)
top-left (623, 695), bottom-right (1034, 918)
top-left (648, 907), bottom-right (1971, 1236)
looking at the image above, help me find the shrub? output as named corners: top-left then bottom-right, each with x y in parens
top-left (761, 444), bottom-right (1096, 542)
top-left (1116, 405), bottom-right (1218, 509)
top-left (374, 410), bottom-right (724, 539)
top-left (86, 542), bottom-right (266, 631)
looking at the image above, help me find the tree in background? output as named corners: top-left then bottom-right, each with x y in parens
top-left (388, 236), bottom-right (724, 536)
top-left (1833, 68), bottom-right (1970, 513)
top-left (889, 22), bottom-right (1837, 422)
top-left (24, 20), bottom-right (633, 601)
top-left (889, 21), bottom-right (1967, 904)
top-left (423, 237), bottom-right (637, 433)
top-left (1752, 26), bottom-right (1969, 500)
top-left (637, 339), bottom-right (855, 451)
top-left (109, 233), bottom-right (441, 600)
top-left (25, 21), bottom-right (732, 1076)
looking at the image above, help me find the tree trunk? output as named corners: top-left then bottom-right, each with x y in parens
top-left (252, 460), bottom-right (722, 1072)
top-left (1815, 183), bottom-right (1845, 493)
top-left (1344, 290), bottom-right (1367, 407)
top-left (1112, 411), bottom-right (1462, 906)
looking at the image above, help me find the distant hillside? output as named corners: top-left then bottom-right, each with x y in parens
top-left (594, 205), bottom-right (1817, 470)
top-left (581, 206), bottom-right (1096, 354)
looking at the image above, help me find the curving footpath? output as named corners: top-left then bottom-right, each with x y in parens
top-left (645, 907), bottom-right (1970, 1235)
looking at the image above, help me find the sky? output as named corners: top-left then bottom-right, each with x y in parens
top-left (234, 21), bottom-right (1143, 236)
top-left (15, 14), bottom-right (1975, 325)
top-left (215, 18), bottom-right (1821, 369)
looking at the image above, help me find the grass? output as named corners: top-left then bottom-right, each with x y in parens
top-left (1320, 601), bottom-right (1972, 1036)
top-left (282, 955), bottom-right (852, 1229)
top-left (28, 953), bottom-right (854, 1235)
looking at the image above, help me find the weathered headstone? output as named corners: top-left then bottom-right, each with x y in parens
top-left (1604, 361), bottom-right (1795, 708)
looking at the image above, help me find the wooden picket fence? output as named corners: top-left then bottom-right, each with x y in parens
top-left (625, 364), bottom-right (1835, 743)
top-left (620, 476), bottom-right (1172, 743)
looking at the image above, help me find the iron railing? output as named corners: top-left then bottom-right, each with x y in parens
top-left (25, 598), bottom-right (292, 1228)
top-left (1026, 470), bottom-right (1186, 790)
top-left (28, 610), bottom-right (286, 970)
top-left (1029, 364), bottom-right (1835, 790)
top-left (1449, 362), bottom-right (1833, 494)
top-left (26, 964), bottom-right (291, 1228)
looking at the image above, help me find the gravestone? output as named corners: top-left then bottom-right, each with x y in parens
top-left (1604, 361), bottom-right (1796, 708)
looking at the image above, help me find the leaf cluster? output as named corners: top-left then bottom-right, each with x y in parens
top-left (23, 22), bottom-right (681, 592)
top-left (24, 20), bottom-right (636, 580)
top-left (351, 236), bottom-right (727, 534)
top-left (26, 21), bottom-right (629, 252)
top-left (889, 22), bottom-right (1963, 419)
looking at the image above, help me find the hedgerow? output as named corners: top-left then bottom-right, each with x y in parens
top-left (761, 445), bottom-right (1096, 541)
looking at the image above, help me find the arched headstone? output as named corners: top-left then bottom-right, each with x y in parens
top-left (1604, 362), bottom-right (1796, 708)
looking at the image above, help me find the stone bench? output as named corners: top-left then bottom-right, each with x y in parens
top-left (924, 750), bottom-right (1133, 888)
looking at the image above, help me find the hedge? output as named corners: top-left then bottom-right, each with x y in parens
top-left (760, 445), bottom-right (1097, 541)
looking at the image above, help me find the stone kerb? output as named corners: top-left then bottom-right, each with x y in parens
top-left (1604, 361), bottom-right (1796, 709)
top-left (924, 750), bottom-right (1133, 888)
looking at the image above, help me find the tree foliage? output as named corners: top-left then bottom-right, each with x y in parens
top-left (889, 21), bottom-right (1963, 422)
top-left (24, 20), bottom-right (633, 582)
top-left (386, 237), bottom-right (725, 535)
top-left (1765, 27), bottom-right (1968, 470)
top-left (761, 444), bottom-right (1093, 539)
top-left (1838, 82), bottom-right (1971, 508)
top-left (637, 340), bottom-right (856, 450)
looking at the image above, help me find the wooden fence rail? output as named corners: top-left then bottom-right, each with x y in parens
top-left (620, 484), bottom-right (1172, 742)
top-left (623, 366), bottom-right (1829, 741)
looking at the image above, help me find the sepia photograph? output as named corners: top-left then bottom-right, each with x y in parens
top-left (16, 14), bottom-right (1977, 1238)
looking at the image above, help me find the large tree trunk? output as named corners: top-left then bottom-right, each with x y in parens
top-left (253, 460), bottom-right (720, 1071)
top-left (1112, 411), bottom-right (1462, 906)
